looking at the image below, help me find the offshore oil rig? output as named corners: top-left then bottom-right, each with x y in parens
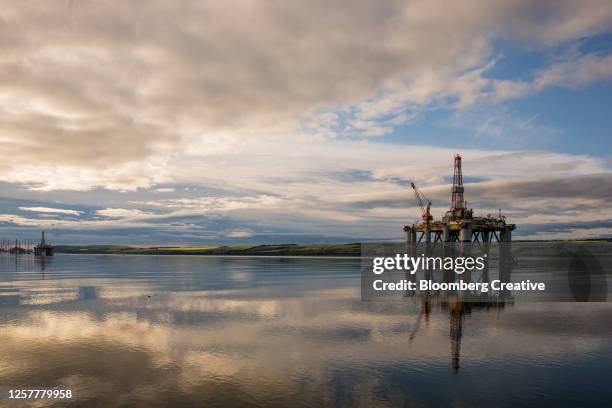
top-left (0, 231), bottom-right (54, 256)
top-left (403, 155), bottom-right (515, 373)
top-left (34, 231), bottom-right (54, 256)
top-left (404, 154), bottom-right (515, 249)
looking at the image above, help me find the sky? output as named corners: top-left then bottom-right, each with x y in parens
top-left (0, 0), bottom-right (611, 245)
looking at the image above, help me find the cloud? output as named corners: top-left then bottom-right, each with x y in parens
top-left (96, 208), bottom-right (155, 219)
top-left (535, 53), bottom-right (612, 89)
top-left (0, 1), bottom-right (611, 191)
top-left (2, 286), bottom-right (611, 405)
top-left (0, 1), bottom-right (610, 241)
top-left (489, 53), bottom-right (612, 103)
top-left (0, 140), bottom-right (610, 242)
top-left (18, 206), bottom-right (82, 216)
top-left (226, 230), bottom-right (255, 238)
top-left (136, 196), bottom-right (281, 212)
top-left (468, 174), bottom-right (612, 200)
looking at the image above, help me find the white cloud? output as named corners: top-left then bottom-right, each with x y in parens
top-left (534, 53), bottom-right (612, 89)
top-left (0, 1), bottom-right (610, 191)
top-left (226, 230), bottom-right (255, 238)
top-left (96, 208), bottom-right (155, 219)
top-left (0, 1), bottom-right (609, 240)
top-left (19, 206), bottom-right (82, 216)
top-left (2, 139), bottom-right (610, 241)
top-left (488, 53), bottom-right (612, 103)
top-left (137, 195), bottom-right (281, 213)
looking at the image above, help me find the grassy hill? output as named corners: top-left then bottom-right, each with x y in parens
top-left (54, 243), bottom-right (362, 256)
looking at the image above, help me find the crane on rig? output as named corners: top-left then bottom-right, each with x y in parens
top-left (410, 182), bottom-right (433, 225)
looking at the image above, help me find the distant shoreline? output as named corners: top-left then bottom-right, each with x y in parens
top-left (53, 240), bottom-right (610, 256)
top-left (54, 243), bottom-right (362, 256)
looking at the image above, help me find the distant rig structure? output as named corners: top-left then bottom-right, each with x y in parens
top-left (0, 231), bottom-right (54, 256)
top-left (404, 154), bottom-right (515, 250)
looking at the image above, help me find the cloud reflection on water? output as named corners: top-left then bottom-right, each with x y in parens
top-left (1, 256), bottom-right (612, 406)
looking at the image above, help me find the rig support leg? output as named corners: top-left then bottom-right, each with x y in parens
top-left (459, 226), bottom-right (472, 256)
top-left (404, 226), bottom-right (417, 296)
top-left (481, 230), bottom-right (490, 282)
top-left (405, 226), bottom-right (416, 257)
top-left (459, 226), bottom-right (472, 283)
top-left (424, 226), bottom-right (432, 279)
top-left (443, 224), bottom-right (454, 283)
top-left (498, 227), bottom-right (513, 297)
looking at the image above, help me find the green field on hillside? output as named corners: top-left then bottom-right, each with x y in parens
top-left (54, 243), bottom-right (362, 256)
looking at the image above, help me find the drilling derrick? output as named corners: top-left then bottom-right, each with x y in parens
top-left (451, 154), bottom-right (464, 210)
top-left (451, 154), bottom-right (465, 211)
top-left (445, 154), bottom-right (473, 222)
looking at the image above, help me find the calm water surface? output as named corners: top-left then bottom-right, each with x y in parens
top-left (1, 254), bottom-right (611, 407)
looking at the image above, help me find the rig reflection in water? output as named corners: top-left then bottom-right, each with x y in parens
top-left (402, 243), bottom-right (514, 374)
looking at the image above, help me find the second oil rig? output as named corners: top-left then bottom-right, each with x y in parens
top-left (404, 154), bottom-right (515, 249)
top-left (33, 231), bottom-right (54, 256)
